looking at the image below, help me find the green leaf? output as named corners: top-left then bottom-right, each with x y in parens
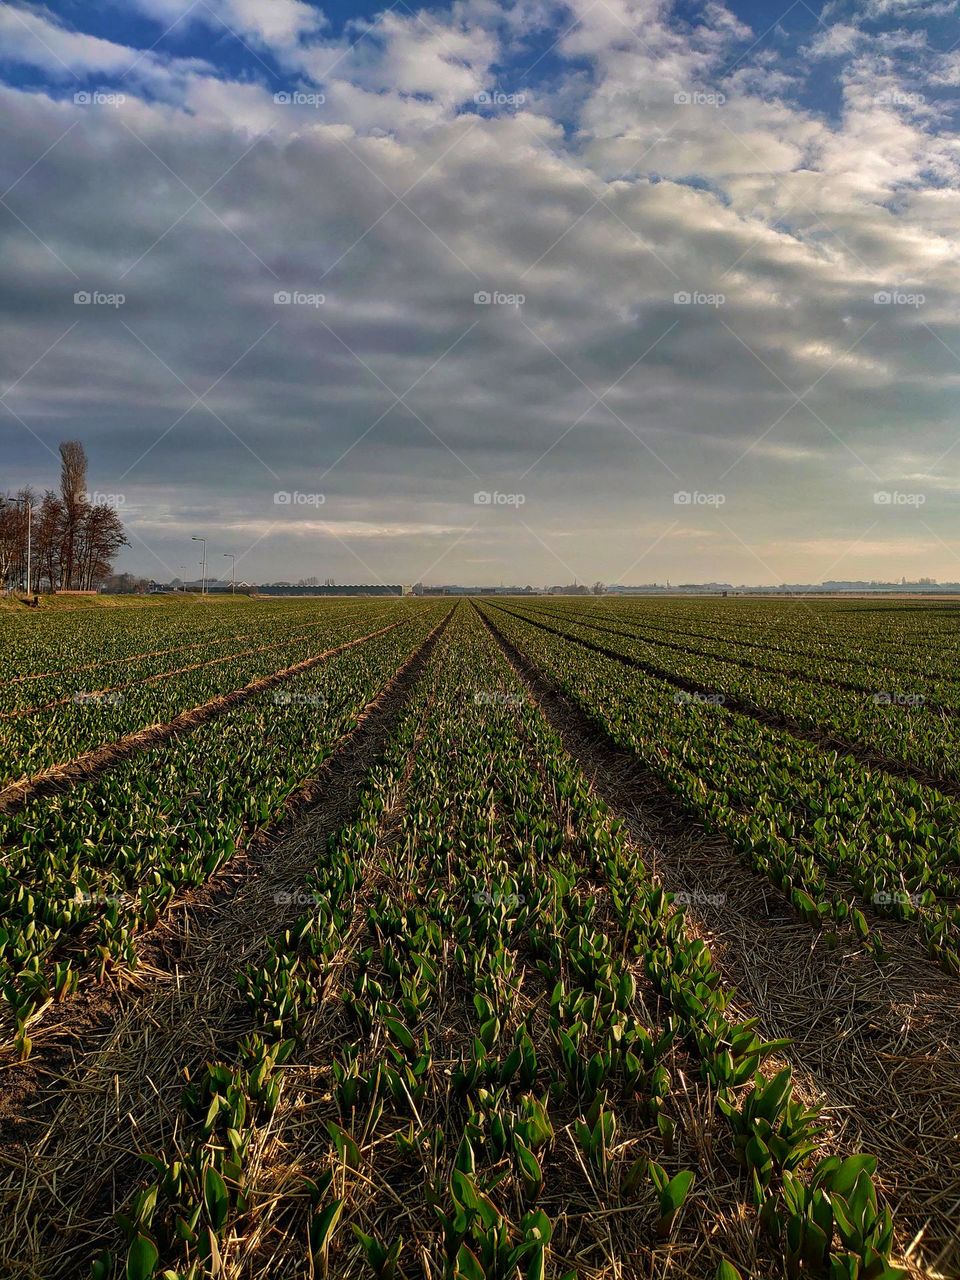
top-left (617, 971), bottom-right (636, 1008)
top-left (384, 1017), bottom-right (416, 1055)
top-left (351, 1225), bottom-right (378, 1256)
top-left (852, 909), bottom-right (870, 940)
top-left (451, 1169), bottom-right (482, 1213)
top-left (455, 1133), bottom-right (476, 1175)
top-left (89, 1252), bottom-right (112, 1280)
top-left (661, 1169), bottom-right (695, 1215)
top-left (202, 1164), bottom-right (230, 1231)
top-left (647, 1159), bottom-right (667, 1193)
top-left (310, 1199), bottom-right (344, 1259)
top-left (514, 1137), bottom-right (543, 1194)
top-left (326, 1121), bottom-right (362, 1169)
top-left (526, 1245), bottom-right (545, 1280)
top-left (828, 1154), bottom-right (878, 1196)
top-left (125, 1233), bottom-right (159, 1280)
top-left (520, 1208), bottom-right (552, 1242)
top-left (455, 1244), bottom-right (486, 1280)
top-left (715, 1262), bottom-right (742, 1280)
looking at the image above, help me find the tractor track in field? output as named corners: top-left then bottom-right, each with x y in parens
top-left (0, 607), bottom-right (383, 720)
top-left (0, 605), bottom-right (454, 1280)
top-left (3, 606), bottom-right (379, 694)
top-left (0, 620), bottom-right (406, 816)
top-left (7, 636), bottom-right (219, 684)
top-left (1, 628), bottom-right (332, 721)
top-left (489, 602), bottom-right (960, 800)
top-left (477, 601), bottom-right (960, 1278)
top-left (518, 605), bottom-right (890, 694)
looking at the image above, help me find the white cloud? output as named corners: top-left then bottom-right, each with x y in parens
top-left (0, 5), bottom-right (149, 77)
top-left (1, 0), bottom-right (960, 582)
top-left (805, 23), bottom-right (864, 59)
top-left (128, 0), bottom-right (325, 48)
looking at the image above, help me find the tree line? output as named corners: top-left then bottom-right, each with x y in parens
top-left (1, 441), bottom-right (128, 593)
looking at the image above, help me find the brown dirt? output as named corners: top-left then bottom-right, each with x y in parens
top-left (3, 602), bottom-right (379, 693)
top-left (0, 605), bottom-right (455, 1279)
top-left (487, 601), bottom-right (960, 799)
top-left (0, 620), bottom-right (405, 815)
top-left (477, 601), bottom-right (960, 1279)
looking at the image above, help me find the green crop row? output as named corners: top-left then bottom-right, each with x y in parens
top-left (0, 603), bottom-right (409, 783)
top-left (0, 597), bottom-right (379, 704)
top-left (534, 596), bottom-right (960, 674)
top-left (0, 604), bottom-right (447, 1055)
top-left (102, 605), bottom-right (903, 1280)
top-left (483, 603), bottom-right (960, 975)
top-left (512, 599), bottom-right (960, 789)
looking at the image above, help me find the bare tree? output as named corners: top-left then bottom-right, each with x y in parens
top-left (77, 501), bottom-right (127, 589)
top-left (0, 488), bottom-right (35, 589)
top-left (0, 494), bottom-right (20, 587)
top-left (59, 440), bottom-right (88, 589)
top-left (2, 443), bottom-right (128, 593)
top-left (33, 491), bottom-right (65, 592)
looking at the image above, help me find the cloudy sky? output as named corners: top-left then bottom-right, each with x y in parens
top-left (1, 0), bottom-right (959, 586)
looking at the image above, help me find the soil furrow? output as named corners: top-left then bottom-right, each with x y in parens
top-left (476, 601), bottom-right (960, 1277)
top-left (489, 601), bottom-right (960, 799)
top-left (0, 620), bottom-right (405, 816)
top-left (524, 602), bottom-right (955, 683)
top-left (0, 627), bottom-right (324, 721)
top-left (0, 605), bottom-right (455, 1279)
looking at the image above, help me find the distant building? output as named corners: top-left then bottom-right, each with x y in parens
top-left (258, 584), bottom-right (403, 596)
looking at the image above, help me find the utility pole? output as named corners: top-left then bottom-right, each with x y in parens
top-left (192, 536), bottom-right (207, 595)
top-left (179, 566), bottom-right (186, 592)
top-left (223, 552), bottom-right (236, 594)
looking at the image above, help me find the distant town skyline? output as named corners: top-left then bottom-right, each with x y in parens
top-left (148, 573), bottom-right (954, 595)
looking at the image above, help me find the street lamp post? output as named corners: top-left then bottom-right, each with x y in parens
top-left (192, 537), bottom-right (207, 595)
top-left (23, 496), bottom-right (32, 597)
top-left (223, 553), bottom-right (236, 594)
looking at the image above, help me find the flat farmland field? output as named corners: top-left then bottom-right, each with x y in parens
top-left (0, 595), bottom-right (956, 1280)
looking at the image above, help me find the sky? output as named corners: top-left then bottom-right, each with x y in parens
top-left (1, 0), bottom-right (959, 587)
